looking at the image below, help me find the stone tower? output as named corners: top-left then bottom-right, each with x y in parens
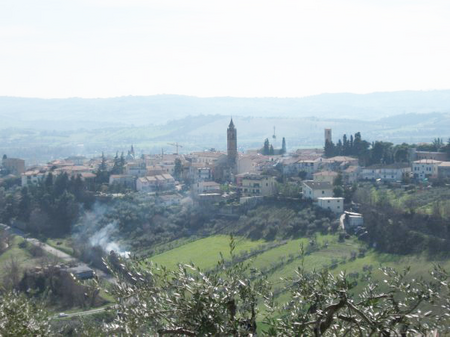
top-left (227, 118), bottom-right (237, 165)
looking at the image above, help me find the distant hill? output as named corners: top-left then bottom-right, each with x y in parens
top-left (1, 90), bottom-right (450, 129)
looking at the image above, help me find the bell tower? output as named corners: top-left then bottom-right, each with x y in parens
top-left (227, 118), bottom-right (237, 165)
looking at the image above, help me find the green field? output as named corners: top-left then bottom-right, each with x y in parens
top-left (0, 236), bottom-right (56, 280)
top-left (147, 234), bottom-right (450, 299)
top-left (148, 235), bottom-right (264, 269)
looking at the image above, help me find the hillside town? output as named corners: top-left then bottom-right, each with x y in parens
top-left (2, 120), bottom-right (449, 225)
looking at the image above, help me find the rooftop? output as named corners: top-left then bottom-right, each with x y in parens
top-left (303, 180), bottom-right (333, 189)
top-left (413, 159), bottom-right (442, 164)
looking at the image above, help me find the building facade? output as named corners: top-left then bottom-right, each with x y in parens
top-left (317, 197), bottom-right (344, 213)
top-left (302, 181), bottom-right (334, 200)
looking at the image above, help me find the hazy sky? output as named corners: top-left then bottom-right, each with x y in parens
top-left (1, 0), bottom-right (449, 98)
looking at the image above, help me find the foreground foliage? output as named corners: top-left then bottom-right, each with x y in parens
top-left (2, 238), bottom-right (450, 336)
top-left (101, 238), bottom-right (450, 336)
top-left (0, 290), bottom-right (51, 336)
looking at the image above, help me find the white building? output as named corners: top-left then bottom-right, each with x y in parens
top-left (317, 197), bottom-right (344, 213)
top-left (412, 159), bottom-right (441, 180)
top-left (302, 181), bottom-right (334, 200)
top-left (282, 158), bottom-right (320, 179)
top-left (342, 166), bottom-right (361, 184)
top-left (193, 181), bottom-right (221, 195)
top-left (136, 174), bottom-right (175, 192)
top-left (361, 163), bottom-right (411, 182)
top-left (158, 194), bottom-right (183, 206)
top-left (21, 170), bottom-right (46, 186)
top-left (125, 162), bottom-right (147, 177)
top-left (188, 163), bottom-right (212, 183)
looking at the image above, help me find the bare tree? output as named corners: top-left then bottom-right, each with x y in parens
top-left (2, 255), bottom-right (22, 290)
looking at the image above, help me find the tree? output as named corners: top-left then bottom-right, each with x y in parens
top-left (333, 186), bottom-right (344, 198)
top-left (0, 290), bottom-right (51, 336)
top-left (342, 134), bottom-right (349, 155)
top-left (336, 139), bottom-right (343, 156)
top-left (433, 138), bottom-right (444, 151)
top-left (269, 144), bottom-right (275, 155)
top-left (324, 140), bottom-right (336, 158)
top-left (281, 137), bottom-right (287, 155)
top-left (263, 138), bottom-right (270, 155)
top-left (266, 265), bottom-right (446, 336)
top-left (104, 236), bottom-right (269, 336)
top-left (99, 245), bottom-right (450, 336)
top-left (96, 152), bottom-right (110, 185)
top-left (174, 158), bottom-right (183, 181)
top-left (2, 255), bottom-right (21, 290)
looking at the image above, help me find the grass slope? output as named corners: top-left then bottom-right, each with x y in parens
top-left (148, 235), bottom-right (264, 270)
top-left (149, 234), bottom-right (450, 294)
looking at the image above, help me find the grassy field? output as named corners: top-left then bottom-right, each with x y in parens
top-left (46, 238), bottom-right (74, 256)
top-left (148, 235), bottom-right (264, 270)
top-left (148, 233), bottom-right (450, 297)
top-left (0, 236), bottom-right (57, 280)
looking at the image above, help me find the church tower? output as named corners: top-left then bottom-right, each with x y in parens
top-left (227, 118), bottom-right (237, 166)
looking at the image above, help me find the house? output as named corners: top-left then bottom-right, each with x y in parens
top-left (313, 171), bottom-right (339, 184)
top-left (317, 197), bottom-right (344, 213)
top-left (240, 174), bottom-right (277, 197)
top-left (302, 181), bottom-right (333, 200)
top-left (65, 156), bottom-right (87, 166)
top-left (21, 169), bottom-right (47, 186)
top-left (157, 193), bottom-right (183, 207)
top-left (109, 175), bottom-right (136, 189)
top-left (193, 181), bottom-right (221, 195)
top-left (344, 211), bottom-right (364, 228)
top-left (65, 265), bottom-right (94, 280)
top-left (125, 162), bottom-right (147, 177)
top-left (410, 149), bottom-right (448, 162)
top-left (188, 163), bottom-right (213, 183)
top-left (136, 174), bottom-right (176, 192)
top-left (54, 165), bottom-right (93, 178)
top-left (191, 151), bottom-right (225, 164)
top-left (320, 156), bottom-right (359, 171)
top-left (361, 163), bottom-right (411, 182)
top-left (412, 159), bottom-right (441, 180)
top-left (438, 162), bottom-right (450, 180)
top-left (342, 166), bottom-right (360, 184)
top-left (282, 158), bottom-right (320, 179)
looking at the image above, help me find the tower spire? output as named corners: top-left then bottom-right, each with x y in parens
top-left (229, 117), bottom-right (235, 128)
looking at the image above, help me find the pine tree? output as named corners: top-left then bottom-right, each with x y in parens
top-left (281, 137), bottom-right (287, 154)
top-left (263, 138), bottom-right (270, 155)
top-left (324, 140), bottom-right (336, 158)
top-left (269, 144), bottom-right (275, 155)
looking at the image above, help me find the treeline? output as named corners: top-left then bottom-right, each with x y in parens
top-left (360, 202), bottom-right (450, 255)
top-left (0, 172), bottom-right (93, 236)
top-left (260, 137), bottom-right (286, 155)
top-left (325, 133), bottom-right (450, 166)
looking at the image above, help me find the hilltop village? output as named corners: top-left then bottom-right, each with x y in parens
top-left (2, 119), bottom-right (450, 335)
top-left (2, 119), bottom-right (450, 221)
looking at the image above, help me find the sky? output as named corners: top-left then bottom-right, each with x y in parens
top-left (1, 0), bottom-right (449, 98)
